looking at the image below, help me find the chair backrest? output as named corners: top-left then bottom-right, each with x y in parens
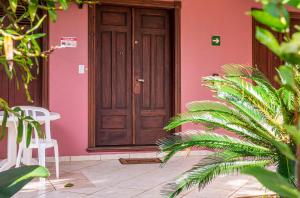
top-left (13, 106), bottom-right (52, 144)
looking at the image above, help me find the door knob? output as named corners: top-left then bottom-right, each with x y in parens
top-left (137, 79), bottom-right (145, 83)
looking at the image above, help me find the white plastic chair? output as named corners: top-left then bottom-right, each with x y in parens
top-left (13, 106), bottom-right (59, 179)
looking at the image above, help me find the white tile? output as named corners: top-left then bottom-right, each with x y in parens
top-left (100, 153), bottom-right (130, 160)
top-left (13, 179), bottom-right (54, 198)
top-left (88, 187), bottom-right (144, 198)
top-left (70, 155), bottom-right (101, 162)
top-left (207, 175), bottom-right (250, 191)
top-left (231, 188), bottom-right (274, 198)
top-left (184, 187), bottom-right (234, 198)
top-left (129, 152), bottom-right (158, 158)
top-left (84, 163), bottom-right (158, 187)
top-left (37, 191), bottom-right (87, 198)
top-left (115, 157), bottom-right (200, 190)
top-left (157, 150), bottom-right (211, 158)
top-left (13, 156), bottom-right (266, 198)
top-left (46, 156), bottom-right (71, 162)
top-left (132, 181), bottom-right (195, 198)
top-left (231, 181), bottom-right (274, 198)
top-left (54, 161), bottom-right (100, 172)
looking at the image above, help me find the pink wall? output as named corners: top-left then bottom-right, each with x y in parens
top-left (0, 0), bottom-right (259, 158)
top-left (181, 0), bottom-right (254, 105)
top-left (47, 0), bottom-right (257, 156)
top-left (49, 5), bottom-right (89, 156)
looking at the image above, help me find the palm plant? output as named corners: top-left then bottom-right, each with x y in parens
top-left (159, 64), bottom-right (297, 198)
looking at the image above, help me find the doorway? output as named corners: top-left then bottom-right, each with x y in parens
top-left (88, 1), bottom-right (181, 148)
top-left (95, 5), bottom-right (172, 146)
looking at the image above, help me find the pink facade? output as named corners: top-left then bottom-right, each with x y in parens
top-left (0, 0), bottom-right (259, 157)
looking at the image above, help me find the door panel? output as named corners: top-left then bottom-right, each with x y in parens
top-left (134, 9), bottom-right (172, 145)
top-left (95, 6), bottom-right (133, 146)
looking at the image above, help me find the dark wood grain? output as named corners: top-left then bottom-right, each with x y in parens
top-left (134, 8), bottom-right (172, 145)
top-left (88, 1), bottom-right (181, 149)
top-left (95, 6), bottom-right (133, 146)
top-left (98, 0), bottom-right (181, 9)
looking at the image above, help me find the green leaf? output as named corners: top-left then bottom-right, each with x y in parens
top-left (280, 32), bottom-right (300, 64)
top-left (273, 141), bottom-right (296, 160)
top-left (158, 131), bottom-right (271, 164)
top-left (26, 124), bottom-right (33, 148)
top-left (186, 101), bottom-right (233, 114)
top-left (0, 110), bottom-right (8, 139)
top-left (8, 0), bottom-right (18, 13)
top-left (284, 125), bottom-right (300, 145)
top-left (255, 26), bottom-right (281, 56)
top-left (26, 15), bottom-right (47, 35)
top-left (0, 60), bottom-right (13, 79)
top-left (27, 33), bottom-right (46, 40)
top-left (251, 10), bottom-right (288, 32)
top-left (59, 0), bottom-right (69, 10)
top-left (242, 166), bottom-right (300, 198)
top-left (263, 2), bottom-right (289, 26)
top-left (0, 166), bottom-right (49, 198)
top-left (17, 119), bottom-right (23, 143)
top-left (288, 0), bottom-right (300, 9)
top-left (28, 0), bottom-right (38, 21)
top-left (47, 2), bottom-right (57, 22)
top-left (32, 121), bottom-right (41, 137)
top-left (277, 65), bottom-right (296, 90)
top-left (278, 87), bottom-right (295, 111)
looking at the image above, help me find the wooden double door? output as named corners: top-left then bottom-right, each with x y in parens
top-left (95, 5), bottom-right (173, 146)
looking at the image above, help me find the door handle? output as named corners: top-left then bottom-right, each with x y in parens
top-left (137, 79), bottom-right (145, 83)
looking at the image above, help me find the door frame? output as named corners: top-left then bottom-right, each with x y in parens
top-left (87, 0), bottom-right (181, 150)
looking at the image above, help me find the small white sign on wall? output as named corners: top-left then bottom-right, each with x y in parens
top-left (60, 37), bottom-right (77, 48)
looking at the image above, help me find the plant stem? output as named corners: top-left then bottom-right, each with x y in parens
top-left (294, 94), bottom-right (300, 189)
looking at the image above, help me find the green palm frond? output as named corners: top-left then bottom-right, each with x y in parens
top-left (205, 65), bottom-right (283, 118)
top-left (161, 151), bottom-right (271, 198)
top-left (204, 73), bottom-right (280, 114)
top-left (186, 101), bottom-right (233, 113)
top-left (222, 64), bottom-right (279, 106)
top-left (184, 100), bottom-right (281, 143)
top-left (278, 87), bottom-right (295, 112)
top-left (158, 131), bottom-right (272, 163)
top-left (205, 75), bottom-right (282, 121)
top-left (159, 64), bottom-right (295, 198)
top-left (164, 110), bottom-right (273, 144)
top-left (204, 79), bottom-right (283, 137)
top-left (227, 77), bottom-right (279, 115)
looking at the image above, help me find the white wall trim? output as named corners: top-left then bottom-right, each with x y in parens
top-left (44, 150), bottom-right (211, 162)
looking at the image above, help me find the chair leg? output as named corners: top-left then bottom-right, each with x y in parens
top-left (22, 148), bottom-right (33, 165)
top-left (38, 145), bottom-right (46, 183)
top-left (16, 144), bottom-right (24, 168)
top-left (53, 142), bottom-right (59, 179)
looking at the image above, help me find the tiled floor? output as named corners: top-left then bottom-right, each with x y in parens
top-left (13, 155), bottom-right (273, 198)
